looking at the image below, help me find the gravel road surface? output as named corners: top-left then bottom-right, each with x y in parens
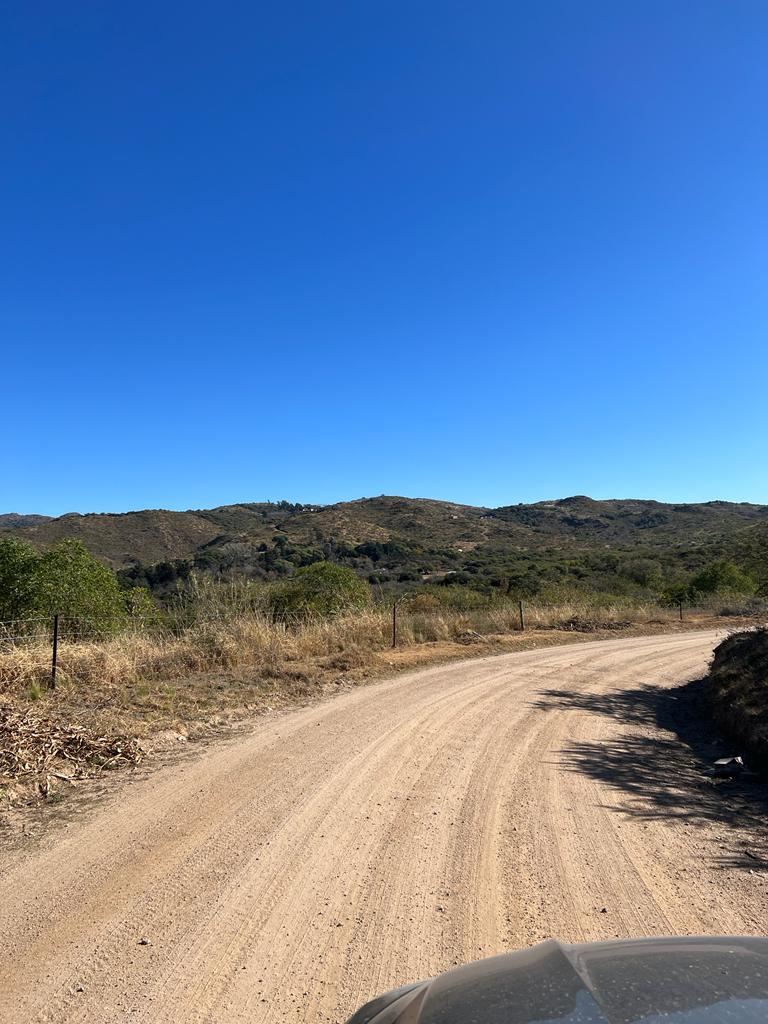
top-left (2, 630), bottom-right (765, 1023)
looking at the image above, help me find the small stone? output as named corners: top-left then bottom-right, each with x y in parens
top-left (138, 937), bottom-right (151, 946)
top-left (600, 908), bottom-right (608, 914)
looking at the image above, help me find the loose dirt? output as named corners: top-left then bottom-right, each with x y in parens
top-left (1, 630), bottom-right (765, 1023)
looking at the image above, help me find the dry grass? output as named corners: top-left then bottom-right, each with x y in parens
top-left (0, 600), bottom-right (748, 748)
top-left (0, 600), bottom-right (678, 693)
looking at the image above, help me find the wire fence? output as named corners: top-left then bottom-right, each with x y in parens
top-left (0, 598), bottom-right (761, 650)
top-left (0, 616), bottom-right (158, 692)
top-left (1, 599), bottom-right (764, 692)
top-left (0, 617), bottom-right (153, 644)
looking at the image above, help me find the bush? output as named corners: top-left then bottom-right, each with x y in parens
top-left (268, 562), bottom-right (372, 620)
top-left (662, 560), bottom-right (756, 606)
top-left (123, 586), bottom-right (163, 625)
top-left (33, 540), bottom-right (124, 623)
top-left (688, 560), bottom-right (755, 597)
top-left (406, 585), bottom-right (488, 611)
top-left (437, 571), bottom-right (472, 587)
top-left (406, 593), bottom-right (443, 613)
top-left (0, 538), bottom-right (39, 621)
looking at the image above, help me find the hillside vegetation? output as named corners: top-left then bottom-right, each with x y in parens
top-left (2, 495), bottom-right (767, 604)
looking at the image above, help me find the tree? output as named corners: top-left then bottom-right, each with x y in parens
top-left (661, 582), bottom-right (690, 607)
top-left (0, 537), bottom-right (39, 622)
top-left (33, 540), bottom-right (124, 622)
top-left (662, 560), bottom-right (756, 606)
top-left (268, 562), bottom-right (371, 619)
top-left (688, 560), bottom-right (755, 597)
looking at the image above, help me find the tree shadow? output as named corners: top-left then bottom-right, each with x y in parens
top-left (531, 679), bottom-right (768, 872)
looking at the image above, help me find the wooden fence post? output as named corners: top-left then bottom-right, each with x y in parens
top-left (519, 601), bottom-right (525, 631)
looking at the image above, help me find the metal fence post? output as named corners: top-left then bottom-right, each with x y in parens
top-left (50, 613), bottom-right (59, 690)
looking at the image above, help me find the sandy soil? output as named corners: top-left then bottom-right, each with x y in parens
top-left (1, 630), bottom-right (765, 1023)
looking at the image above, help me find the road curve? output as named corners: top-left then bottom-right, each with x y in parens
top-left (1, 630), bottom-right (765, 1023)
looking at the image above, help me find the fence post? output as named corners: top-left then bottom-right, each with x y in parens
top-left (679, 601), bottom-right (683, 622)
top-left (392, 601), bottom-right (397, 648)
top-left (519, 601), bottom-right (525, 631)
top-left (50, 613), bottom-right (59, 690)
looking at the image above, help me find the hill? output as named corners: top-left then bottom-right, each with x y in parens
top-left (0, 513), bottom-right (53, 531)
top-left (2, 495), bottom-right (766, 599)
top-left (5, 495), bottom-right (767, 562)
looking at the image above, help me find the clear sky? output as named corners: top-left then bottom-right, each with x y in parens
top-left (2, 2), bottom-right (766, 515)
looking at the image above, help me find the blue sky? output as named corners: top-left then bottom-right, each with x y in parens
top-left (2, 2), bottom-right (766, 515)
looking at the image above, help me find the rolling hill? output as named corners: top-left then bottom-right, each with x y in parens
top-left (2, 496), bottom-right (766, 599)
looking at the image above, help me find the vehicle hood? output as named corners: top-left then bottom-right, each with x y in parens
top-left (347, 936), bottom-right (768, 1023)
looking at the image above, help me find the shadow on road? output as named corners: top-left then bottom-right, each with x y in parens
top-left (531, 679), bottom-right (768, 872)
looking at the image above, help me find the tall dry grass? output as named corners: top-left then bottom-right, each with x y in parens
top-left (0, 599), bottom-right (683, 694)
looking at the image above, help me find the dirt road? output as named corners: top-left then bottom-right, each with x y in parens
top-left (2, 631), bottom-right (766, 1023)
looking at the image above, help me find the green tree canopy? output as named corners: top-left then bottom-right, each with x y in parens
top-left (0, 537), bottom-right (39, 621)
top-left (268, 561), bottom-right (371, 619)
top-left (688, 560), bottom-right (756, 598)
top-left (662, 560), bottom-right (756, 606)
top-left (33, 539), bottom-right (124, 622)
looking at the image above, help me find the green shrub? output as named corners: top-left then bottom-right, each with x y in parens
top-left (662, 560), bottom-right (756, 606)
top-left (0, 537), bottom-right (39, 621)
top-left (268, 562), bottom-right (372, 620)
top-left (123, 586), bottom-right (163, 625)
top-left (33, 540), bottom-right (124, 624)
top-left (688, 560), bottom-right (755, 597)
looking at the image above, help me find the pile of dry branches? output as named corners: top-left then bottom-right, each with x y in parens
top-left (0, 705), bottom-right (143, 795)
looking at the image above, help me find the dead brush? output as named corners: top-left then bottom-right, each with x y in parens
top-left (0, 704), bottom-right (143, 796)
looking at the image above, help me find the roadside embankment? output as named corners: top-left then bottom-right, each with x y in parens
top-left (708, 628), bottom-right (768, 773)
